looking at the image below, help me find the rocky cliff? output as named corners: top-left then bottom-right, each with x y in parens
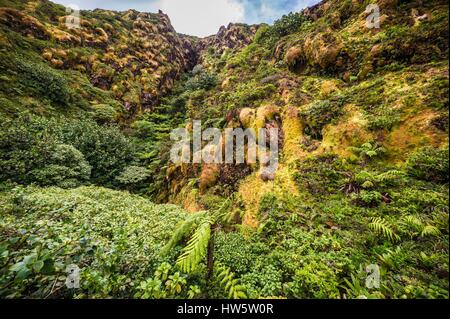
top-left (0, 0), bottom-right (259, 119)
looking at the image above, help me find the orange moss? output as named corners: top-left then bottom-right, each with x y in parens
top-left (319, 104), bottom-right (372, 158)
top-left (384, 109), bottom-right (449, 163)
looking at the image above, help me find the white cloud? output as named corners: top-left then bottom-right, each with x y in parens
top-left (156, 0), bottom-right (245, 37)
top-left (293, 0), bottom-right (319, 12)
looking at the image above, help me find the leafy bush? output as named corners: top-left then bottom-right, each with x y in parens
top-left (0, 115), bottom-right (137, 188)
top-left (241, 264), bottom-right (283, 298)
top-left (284, 261), bottom-right (341, 299)
top-left (214, 232), bottom-right (253, 274)
top-left (257, 12), bottom-right (310, 46)
top-left (90, 104), bottom-right (118, 124)
top-left (184, 71), bottom-right (217, 91)
top-left (301, 99), bottom-right (345, 139)
top-left (30, 144), bottom-right (91, 188)
top-left (16, 58), bottom-right (73, 106)
top-left (57, 119), bottom-right (137, 186)
top-left (0, 186), bottom-right (188, 298)
top-left (406, 147), bottom-right (449, 183)
top-left (116, 166), bottom-right (151, 191)
top-left (272, 12), bottom-right (309, 37)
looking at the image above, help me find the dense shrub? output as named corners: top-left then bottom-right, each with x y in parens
top-left (30, 144), bottom-right (91, 188)
top-left (0, 115), bottom-right (138, 188)
top-left (214, 232), bottom-right (254, 274)
top-left (116, 166), bottom-right (151, 191)
top-left (301, 99), bottom-right (345, 140)
top-left (256, 12), bottom-right (310, 47)
top-left (271, 12), bottom-right (309, 37)
top-left (56, 119), bottom-right (137, 186)
top-left (0, 186), bottom-right (187, 298)
top-left (184, 71), bottom-right (218, 91)
top-left (0, 115), bottom-right (57, 184)
top-left (16, 59), bottom-right (73, 106)
top-left (90, 104), bottom-right (118, 124)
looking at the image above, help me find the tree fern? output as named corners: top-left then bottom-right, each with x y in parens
top-left (176, 217), bottom-right (212, 273)
top-left (369, 217), bottom-right (400, 242)
top-left (162, 211), bottom-right (207, 254)
top-left (215, 262), bottom-right (247, 299)
top-left (163, 196), bottom-right (237, 277)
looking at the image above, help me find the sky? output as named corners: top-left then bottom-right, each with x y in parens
top-left (53, 0), bottom-right (319, 37)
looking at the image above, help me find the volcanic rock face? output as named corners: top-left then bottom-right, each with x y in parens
top-left (0, 4), bottom-right (198, 114)
top-left (0, 1), bottom-right (263, 116)
top-left (196, 23), bottom-right (261, 57)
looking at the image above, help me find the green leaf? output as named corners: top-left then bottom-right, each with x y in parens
top-left (16, 267), bottom-right (31, 280)
top-left (10, 261), bottom-right (25, 272)
top-left (33, 260), bottom-right (44, 272)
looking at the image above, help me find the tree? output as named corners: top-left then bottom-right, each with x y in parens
top-left (162, 196), bottom-right (247, 299)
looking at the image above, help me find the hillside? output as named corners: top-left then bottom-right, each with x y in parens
top-left (0, 0), bottom-right (448, 299)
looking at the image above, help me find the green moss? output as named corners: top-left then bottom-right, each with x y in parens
top-left (300, 99), bottom-right (345, 140)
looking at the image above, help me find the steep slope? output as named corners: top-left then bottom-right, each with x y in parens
top-left (0, 0), bottom-right (448, 300)
top-left (0, 0), bottom-right (198, 119)
top-left (157, 0), bottom-right (448, 299)
top-left (196, 22), bottom-right (261, 57)
top-left (165, 0), bottom-right (448, 216)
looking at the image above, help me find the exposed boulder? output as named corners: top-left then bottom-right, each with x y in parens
top-left (285, 46), bottom-right (306, 71)
top-left (239, 108), bottom-right (256, 128)
top-left (304, 32), bottom-right (343, 69)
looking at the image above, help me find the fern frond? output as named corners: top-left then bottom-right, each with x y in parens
top-left (421, 225), bottom-right (441, 237)
top-left (215, 262), bottom-right (247, 299)
top-left (377, 247), bottom-right (402, 269)
top-left (369, 217), bottom-right (400, 242)
top-left (401, 215), bottom-right (424, 233)
top-left (176, 217), bottom-right (212, 273)
top-left (403, 215), bottom-right (423, 227)
top-left (375, 170), bottom-right (405, 186)
top-left (162, 211), bottom-right (207, 254)
top-left (213, 195), bottom-right (235, 224)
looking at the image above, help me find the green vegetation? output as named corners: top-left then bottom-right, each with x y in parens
top-left (0, 0), bottom-right (448, 299)
top-left (0, 115), bottom-right (140, 188)
top-left (0, 187), bottom-right (188, 298)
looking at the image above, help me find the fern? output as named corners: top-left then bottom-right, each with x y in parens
top-left (421, 225), bottom-right (441, 237)
top-left (369, 217), bottom-right (400, 242)
top-left (165, 196), bottom-right (237, 276)
top-left (377, 247), bottom-right (402, 269)
top-left (215, 262), bottom-right (247, 299)
top-left (162, 210), bottom-right (207, 254)
top-left (403, 215), bottom-right (423, 229)
top-left (400, 215), bottom-right (441, 238)
top-left (350, 142), bottom-right (386, 161)
top-left (213, 195), bottom-right (236, 224)
top-left (176, 217), bottom-right (212, 273)
top-left (375, 170), bottom-right (405, 186)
